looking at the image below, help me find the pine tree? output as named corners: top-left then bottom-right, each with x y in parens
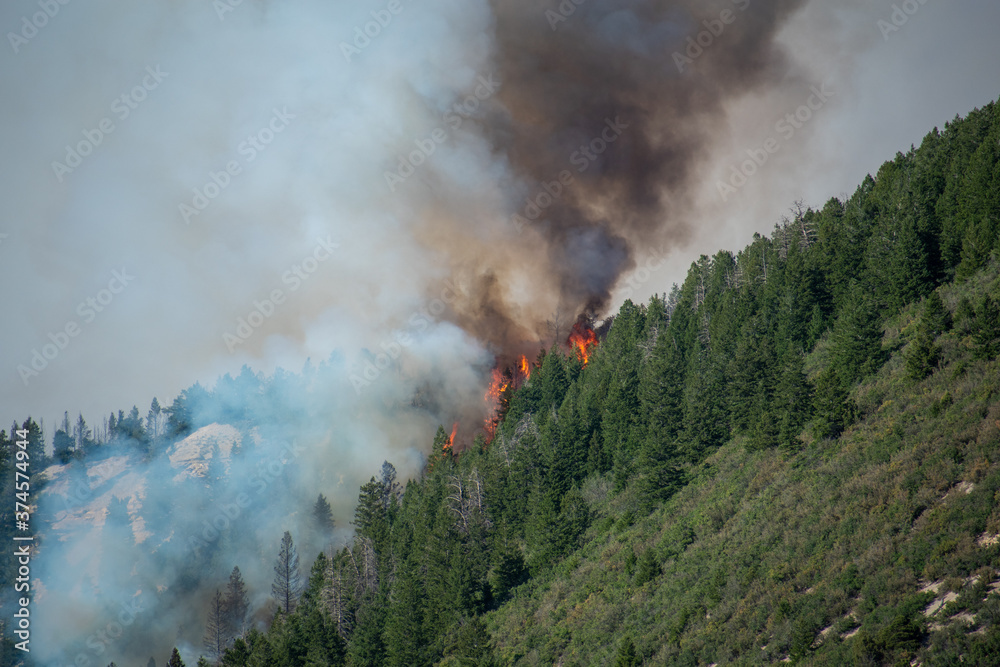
top-left (301, 605), bottom-right (346, 666)
top-left (922, 291), bottom-right (953, 337)
top-left (380, 461), bottom-right (400, 509)
top-left (224, 566), bottom-right (250, 639)
top-left (74, 414), bottom-right (93, 453)
top-left (271, 531), bottom-right (302, 614)
top-left (301, 551), bottom-right (328, 611)
top-left (812, 366), bottom-right (852, 440)
top-left (312, 494), bottom-right (335, 535)
top-left (489, 548), bottom-right (527, 604)
top-left (955, 296), bottom-right (976, 334)
top-left (220, 637), bottom-right (250, 667)
top-left (634, 549), bottom-right (661, 586)
top-left (20, 418), bottom-right (46, 474)
top-left (905, 328), bottom-right (940, 380)
top-left (636, 431), bottom-right (683, 511)
top-left (538, 349), bottom-right (570, 425)
top-left (146, 397), bottom-right (163, 441)
top-left (384, 554), bottom-right (426, 667)
top-left (107, 412), bottom-right (118, 441)
top-left (53, 411), bottom-right (74, 464)
top-left (831, 292), bottom-right (886, 384)
top-left (525, 483), bottom-right (561, 574)
top-left (559, 486), bottom-right (590, 557)
top-left (441, 616), bottom-right (492, 665)
top-left (614, 636), bottom-right (640, 666)
top-left (166, 648), bottom-right (186, 667)
top-left (347, 591), bottom-right (388, 667)
top-left (774, 351), bottom-right (813, 452)
top-left (972, 295), bottom-right (1000, 359)
top-left (353, 477), bottom-right (389, 557)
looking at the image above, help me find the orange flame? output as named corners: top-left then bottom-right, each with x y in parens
top-left (518, 355), bottom-right (531, 381)
top-left (568, 322), bottom-right (598, 365)
top-left (444, 422), bottom-right (458, 451)
top-left (484, 368), bottom-right (510, 443)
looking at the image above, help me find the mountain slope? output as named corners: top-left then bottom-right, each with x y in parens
top-left (209, 98), bottom-right (1000, 666)
top-left (487, 270), bottom-right (1000, 665)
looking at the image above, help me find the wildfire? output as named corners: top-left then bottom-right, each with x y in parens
top-left (518, 354), bottom-right (531, 381)
top-left (444, 422), bottom-right (458, 451)
top-left (568, 321), bottom-right (598, 365)
top-left (482, 356), bottom-right (532, 445)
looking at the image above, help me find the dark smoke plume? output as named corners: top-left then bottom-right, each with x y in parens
top-left (429, 0), bottom-right (807, 352)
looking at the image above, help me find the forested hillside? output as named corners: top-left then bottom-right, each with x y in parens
top-left (6, 98), bottom-right (1000, 666)
top-left (188, 99), bottom-right (1000, 666)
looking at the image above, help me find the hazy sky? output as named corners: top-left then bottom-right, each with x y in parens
top-left (2, 0), bottom-right (999, 436)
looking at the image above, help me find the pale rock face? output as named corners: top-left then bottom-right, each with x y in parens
top-left (167, 423), bottom-right (242, 482)
top-left (42, 423), bottom-right (246, 547)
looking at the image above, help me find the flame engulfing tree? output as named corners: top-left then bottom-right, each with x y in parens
top-left (568, 320), bottom-right (598, 366)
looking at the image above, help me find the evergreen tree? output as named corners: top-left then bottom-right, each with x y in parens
top-left (384, 554), bottom-right (426, 667)
top-left (20, 418), bottom-right (46, 474)
top-left (680, 350), bottom-right (729, 460)
top-left (380, 460), bottom-right (400, 508)
top-left (538, 349), bottom-right (570, 424)
top-left (166, 648), bottom-right (186, 667)
top-left (905, 328), bottom-right (940, 381)
top-left (220, 637), bottom-right (250, 667)
top-left (635, 430), bottom-right (682, 511)
top-left (955, 295), bottom-right (976, 334)
top-left (53, 412), bottom-right (74, 464)
top-left (271, 531), bottom-right (302, 614)
top-left (972, 295), bottom-right (1000, 359)
top-left (489, 548), bottom-right (528, 604)
top-left (922, 291), bottom-right (953, 337)
top-left (312, 493), bottom-right (335, 535)
top-left (300, 551), bottom-right (328, 611)
top-left (812, 366), bottom-right (852, 440)
top-left (347, 591), bottom-right (388, 667)
top-left (242, 628), bottom-right (273, 667)
top-left (74, 414), bottom-right (93, 453)
top-left (831, 291), bottom-right (886, 384)
top-left (559, 486), bottom-right (590, 558)
top-left (224, 566), bottom-right (250, 639)
top-left (441, 616), bottom-right (492, 665)
top-left (146, 397), bottom-right (163, 440)
top-left (774, 351), bottom-right (813, 452)
top-left (614, 636), bottom-right (640, 666)
top-left (301, 605), bottom-right (346, 666)
top-left (634, 549), bottom-right (661, 586)
top-left (353, 477), bottom-right (389, 557)
top-left (525, 483), bottom-right (562, 574)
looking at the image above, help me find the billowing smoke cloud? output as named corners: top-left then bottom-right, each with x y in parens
top-left (0, 0), bottom-right (836, 661)
top-left (408, 0), bottom-right (812, 352)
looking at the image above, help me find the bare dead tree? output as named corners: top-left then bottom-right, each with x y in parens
top-left (203, 589), bottom-right (230, 663)
top-left (545, 305), bottom-right (567, 344)
top-left (323, 557), bottom-right (351, 639)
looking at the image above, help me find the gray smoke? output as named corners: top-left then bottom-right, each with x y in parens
top-left (8, 0), bottom-right (998, 662)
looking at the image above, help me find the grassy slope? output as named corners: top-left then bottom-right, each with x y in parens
top-left (486, 269), bottom-right (1000, 666)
